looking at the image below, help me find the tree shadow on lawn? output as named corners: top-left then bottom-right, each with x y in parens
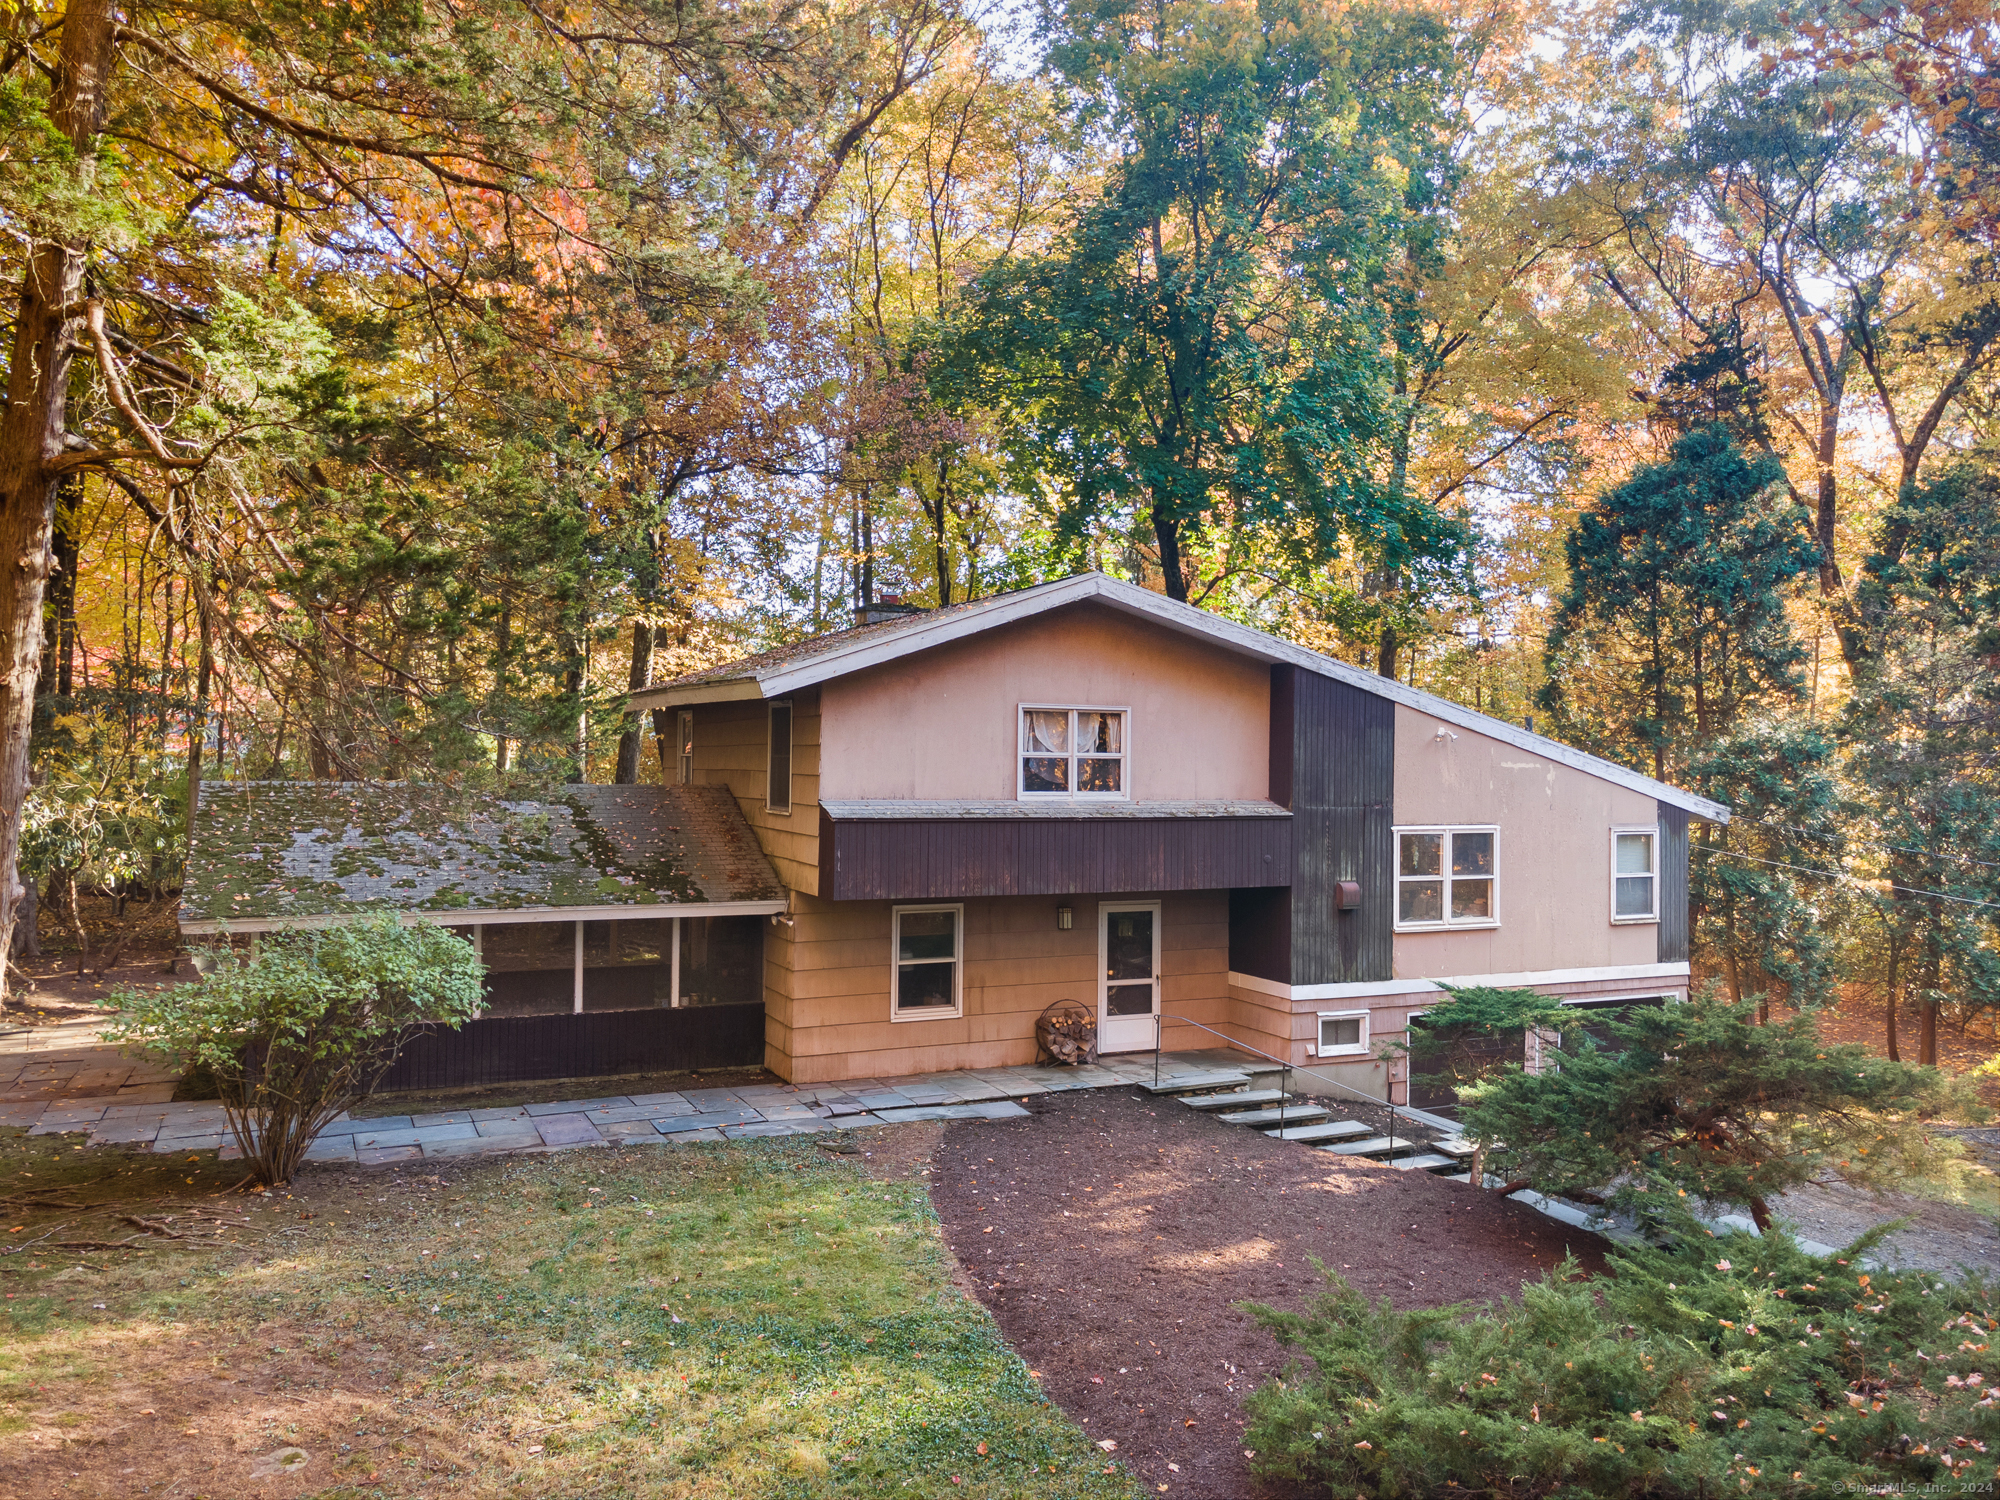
top-left (931, 1086), bottom-right (1610, 1500)
top-left (0, 1126), bottom-right (1139, 1499)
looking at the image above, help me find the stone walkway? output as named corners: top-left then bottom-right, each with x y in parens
top-left (0, 1024), bottom-right (1259, 1167)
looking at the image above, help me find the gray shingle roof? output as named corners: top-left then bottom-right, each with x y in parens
top-left (180, 782), bottom-right (783, 929)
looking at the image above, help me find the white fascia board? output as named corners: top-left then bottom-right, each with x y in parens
top-left (755, 575), bottom-right (1108, 698)
top-left (1230, 960), bottom-right (1692, 1004)
top-left (179, 898), bottom-right (788, 936)
top-left (1085, 583), bottom-right (1730, 824)
top-left (630, 678), bottom-right (766, 709)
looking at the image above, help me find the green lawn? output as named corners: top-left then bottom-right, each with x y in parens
top-left (0, 1126), bottom-right (1140, 1499)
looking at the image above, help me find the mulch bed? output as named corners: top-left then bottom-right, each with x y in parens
top-left (932, 1087), bottom-right (1607, 1499)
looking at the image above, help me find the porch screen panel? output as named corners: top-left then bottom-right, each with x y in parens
top-left (581, 917), bottom-right (674, 1012)
top-left (678, 915), bottom-right (764, 1006)
top-left (479, 922), bottom-right (575, 1017)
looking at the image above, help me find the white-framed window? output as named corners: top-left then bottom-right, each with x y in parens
top-left (676, 709), bottom-right (694, 786)
top-left (1611, 828), bottom-right (1657, 922)
top-left (1394, 826), bottom-right (1499, 929)
top-left (1314, 1010), bottom-right (1369, 1058)
top-left (1019, 705), bottom-right (1128, 798)
top-left (767, 700), bottom-right (793, 815)
top-left (891, 904), bottom-right (963, 1020)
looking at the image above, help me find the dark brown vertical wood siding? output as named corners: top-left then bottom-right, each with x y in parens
top-left (818, 814), bottom-right (1291, 901)
top-left (1288, 668), bottom-right (1395, 984)
top-left (1657, 803), bottom-right (1691, 964)
top-left (1230, 667), bottom-right (1394, 985)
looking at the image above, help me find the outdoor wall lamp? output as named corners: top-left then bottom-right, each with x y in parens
top-left (1433, 726), bottom-right (1459, 743)
top-left (1056, 905), bottom-right (1073, 930)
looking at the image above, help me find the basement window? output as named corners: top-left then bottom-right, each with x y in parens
top-left (1315, 1011), bottom-right (1369, 1058)
top-left (1394, 827), bottom-right (1498, 929)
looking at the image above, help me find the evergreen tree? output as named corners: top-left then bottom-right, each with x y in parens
top-left (1842, 463), bottom-right (2000, 1064)
top-left (1540, 423), bottom-right (1831, 1006)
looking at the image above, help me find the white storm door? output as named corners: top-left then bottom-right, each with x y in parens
top-left (1098, 902), bottom-right (1161, 1053)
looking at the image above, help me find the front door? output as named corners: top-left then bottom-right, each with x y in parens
top-left (1098, 902), bottom-right (1161, 1053)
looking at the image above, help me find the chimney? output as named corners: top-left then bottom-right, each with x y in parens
top-left (854, 597), bottom-right (927, 626)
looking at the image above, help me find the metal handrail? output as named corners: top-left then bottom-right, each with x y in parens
top-left (1154, 1012), bottom-right (1401, 1158)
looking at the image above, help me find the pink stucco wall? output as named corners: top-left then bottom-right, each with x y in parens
top-left (1390, 703), bottom-right (1662, 978)
top-left (819, 602), bottom-right (1272, 802)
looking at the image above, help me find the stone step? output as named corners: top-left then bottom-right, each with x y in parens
top-left (1267, 1119), bottom-right (1371, 1144)
top-left (1319, 1135), bottom-right (1424, 1158)
top-left (1431, 1137), bottom-right (1480, 1157)
top-left (1391, 1153), bottom-right (1460, 1173)
top-left (1217, 1103), bottom-right (1332, 1129)
top-left (1141, 1071), bottom-right (1252, 1096)
top-left (1179, 1089), bottom-right (1289, 1112)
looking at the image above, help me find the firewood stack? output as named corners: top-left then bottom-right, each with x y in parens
top-left (1036, 1000), bottom-right (1098, 1066)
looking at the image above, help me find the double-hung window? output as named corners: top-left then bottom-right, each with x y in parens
top-left (1019, 706), bottom-right (1127, 797)
top-left (1395, 827), bottom-right (1498, 928)
top-left (892, 904), bottom-right (963, 1020)
top-left (1612, 829), bottom-right (1657, 921)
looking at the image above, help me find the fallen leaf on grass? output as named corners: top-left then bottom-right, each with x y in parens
top-left (1097, 1439), bottom-right (1118, 1451)
top-left (976, 1442), bottom-right (988, 1456)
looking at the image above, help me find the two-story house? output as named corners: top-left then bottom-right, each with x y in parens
top-left (180, 571), bottom-right (1724, 1098)
top-left (635, 572), bottom-right (1725, 1096)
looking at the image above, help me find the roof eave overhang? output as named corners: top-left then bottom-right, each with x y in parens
top-left (630, 678), bottom-right (766, 710)
top-left (178, 897), bottom-right (788, 936)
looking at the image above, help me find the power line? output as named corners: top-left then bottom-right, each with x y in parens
top-left (1731, 813), bottom-right (2000, 873)
top-left (1693, 844), bottom-right (2000, 913)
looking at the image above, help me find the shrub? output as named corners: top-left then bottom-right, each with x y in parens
top-left (1453, 986), bottom-right (1968, 1229)
top-left (107, 917), bottom-right (483, 1186)
top-left (1245, 1219), bottom-right (2000, 1498)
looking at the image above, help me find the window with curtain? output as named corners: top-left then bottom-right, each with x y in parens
top-left (1019, 706), bottom-right (1126, 797)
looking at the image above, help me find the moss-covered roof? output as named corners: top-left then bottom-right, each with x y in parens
top-left (180, 782), bottom-right (784, 929)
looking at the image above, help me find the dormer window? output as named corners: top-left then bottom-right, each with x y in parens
top-left (1020, 706), bottom-right (1127, 798)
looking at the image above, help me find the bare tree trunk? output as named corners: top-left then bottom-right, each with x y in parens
top-left (38, 473), bottom-right (80, 701)
top-left (11, 877), bottom-right (36, 959)
top-left (613, 622), bottom-right (653, 785)
top-left (1151, 502), bottom-right (1186, 603)
top-left (493, 589), bottom-right (511, 774)
top-left (0, 0), bottom-right (118, 1001)
top-left (184, 608), bottom-right (213, 841)
top-left (1920, 915), bottom-right (1941, 1067)
top-left (1884, 941), bottom-right (1900, 1062)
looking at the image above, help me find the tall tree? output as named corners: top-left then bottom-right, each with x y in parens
top-left (1841, 462), bottom-right (2000, 1064)
top-left (1539, 424), bottom-right (1817, 781)
top-left (932, 0), bottom-right (1474, 604)
top-left (1539, 422), bottom-right (1833, 1008)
